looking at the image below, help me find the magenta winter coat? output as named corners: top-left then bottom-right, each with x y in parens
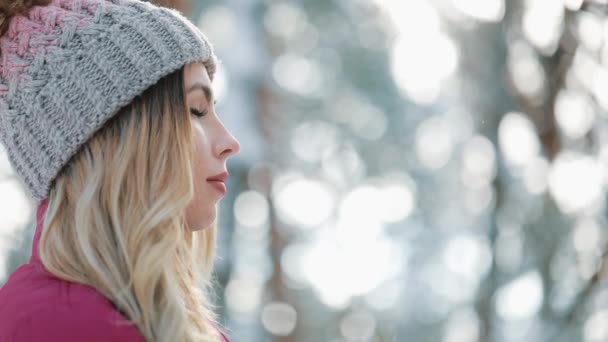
top-left (0, 198), bottom-right (229, 341)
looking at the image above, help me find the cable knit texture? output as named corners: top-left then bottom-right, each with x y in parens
top-left (0, 0), bottom-right (215, 200)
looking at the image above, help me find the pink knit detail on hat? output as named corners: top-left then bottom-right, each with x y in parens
top-left (0, 1), bottom-right (98, 80)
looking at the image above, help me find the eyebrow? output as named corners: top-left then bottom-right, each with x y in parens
top-left (186, 83), bottom-right (214, 104)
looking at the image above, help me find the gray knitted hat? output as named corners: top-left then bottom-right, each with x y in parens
top-left (0, 0), bottom-right (216, 201)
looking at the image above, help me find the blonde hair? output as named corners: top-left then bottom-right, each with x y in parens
top-left (38, 62), bottom-right (223, 341)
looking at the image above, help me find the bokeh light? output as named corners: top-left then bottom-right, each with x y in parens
top-left (498, 112), bottom-right (540, 168)
top-left (584, 309), bottom-right (608, 342)
top-left (261, 302), bottom-right (297, 336)
top-left (450, 0), bottom-right (505, 22)
top-left (508, 41), bottom-right (546, 101)
top-left (443, 307), bottom-right (480, 342)
top-left (495, 271), bottom-right (543, 321)
top-left (461, 135), bottom-right (497, 189)
top-left (272, 174), bottom-right (335, 228)
top-left (443, 235), bottom-right (492, 282)
top-left (522, 0), bottom-right (564, 53)
top-left (548, 152), bottom-right (604, 214)
top-left (234, 190), bottom-right (269, 228)
top-left (272, 54), bottom-right (323, 97)
top-left (554, 89), bottom-right (595, 140)
top-left (416, 116), bottom-right (454, 170)
top-left (340, 310), bottom-right (376, 341)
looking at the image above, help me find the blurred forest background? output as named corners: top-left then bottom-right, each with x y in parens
top-left (1, 0), bottom-right (608, 341)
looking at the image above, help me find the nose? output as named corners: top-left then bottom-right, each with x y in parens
top-left (216, 123), bottom-right (241, 160)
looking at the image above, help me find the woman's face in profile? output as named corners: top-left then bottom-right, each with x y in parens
top-left (183, 62), bottom-right (240, 231)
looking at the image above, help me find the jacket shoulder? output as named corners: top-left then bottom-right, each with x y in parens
top-left (8, 302), bottom-right (145, 342)
top-left (0, 264), bottom-right (144, 341)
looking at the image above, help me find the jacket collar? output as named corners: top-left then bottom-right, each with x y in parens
top-left (30, 197), bottom-right (49, 264)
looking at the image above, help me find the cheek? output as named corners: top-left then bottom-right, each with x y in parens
top-left (185, 125), bottom-right (215, 231)
top-left (192, 127), bottom-right (208, 183)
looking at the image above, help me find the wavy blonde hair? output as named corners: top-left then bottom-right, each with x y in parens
top-left (38, 62), bottom-right (223, 341)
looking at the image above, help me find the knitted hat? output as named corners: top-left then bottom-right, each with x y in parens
top-left (0, 0), bottom-right (216, 201)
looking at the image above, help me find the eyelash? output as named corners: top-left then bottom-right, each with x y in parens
top-left (190, 108), bottom-right (209, 117)
top-left (190, 101), bottom-right (217, 118)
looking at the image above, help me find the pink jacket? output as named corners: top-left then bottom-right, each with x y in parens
top-left (0, 198), bottom-right (229, 341)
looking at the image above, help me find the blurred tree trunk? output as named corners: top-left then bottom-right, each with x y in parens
top-left (150, 0), bottom-right (191, 16)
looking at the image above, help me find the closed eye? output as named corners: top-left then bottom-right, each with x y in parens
top-left (190, 108), bottom-right (208, 117)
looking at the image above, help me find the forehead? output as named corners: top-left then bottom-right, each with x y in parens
top-left (184, 62), bottom-right (211, 86)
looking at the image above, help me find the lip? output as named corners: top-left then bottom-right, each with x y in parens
top-left (207, 180), bottom-right (227, 195)
top-left (207, 172), bottom-right (229, 182)
top-left (207, 172), bottom-right (228, 195)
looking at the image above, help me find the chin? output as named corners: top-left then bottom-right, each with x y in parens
top-left (186, 206), bottom-right (217, 231)
top-left (187, 211), bottom-right (216, 231)
top-left (189, 223), bottom-right (211, 232)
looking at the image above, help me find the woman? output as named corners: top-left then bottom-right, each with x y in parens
top-left (0, 0), bottom-right (240, 341)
